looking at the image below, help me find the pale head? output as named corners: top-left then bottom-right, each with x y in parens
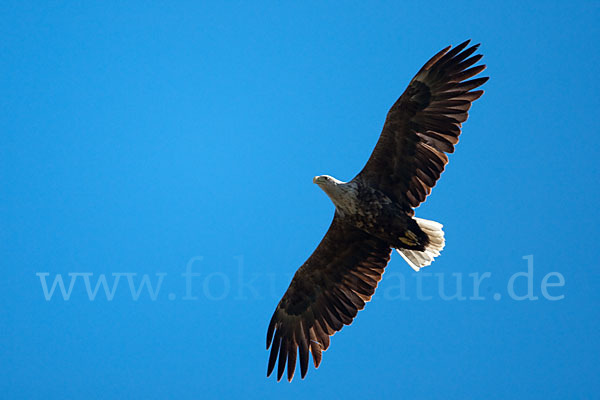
top-left (313, 175), bottom-right (354, 209)
top-left (313, 175), bottom-right (344, 200)
top-left (313, 175), bottom-right (342, 187)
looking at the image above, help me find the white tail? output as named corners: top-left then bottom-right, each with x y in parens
top-left (397, 218), bottom-right (445, 272)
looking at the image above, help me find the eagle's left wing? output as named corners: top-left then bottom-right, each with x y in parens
top-left (355, 40), bottom-right (488, 214)
top-left (267, 214), bottom-right (392, 381)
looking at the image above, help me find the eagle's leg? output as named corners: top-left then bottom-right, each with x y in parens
top-left (371, 212), bottom-right (429, 251)
top-left (396, 217), bottom-right (446, 272)
top-left (362, 211), bottom-right (445, 272)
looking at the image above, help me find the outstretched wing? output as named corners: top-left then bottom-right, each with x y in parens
top-left (355, 40), bottom-right (488, 214)
top-left (266, 214), bottom-right (392, 381)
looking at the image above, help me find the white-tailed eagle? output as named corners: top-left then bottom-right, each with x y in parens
top-left (267, 40), bottom-right (488, 382)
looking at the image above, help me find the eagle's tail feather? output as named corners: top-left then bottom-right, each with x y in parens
top-left (397, 218), bottom-right (445, 272)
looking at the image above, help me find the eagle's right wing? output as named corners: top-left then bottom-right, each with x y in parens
top-left (266, 214), bottom-right (392, 382)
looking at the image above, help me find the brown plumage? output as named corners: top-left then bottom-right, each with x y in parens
top-left (267, 40), bottom-right (488, 382)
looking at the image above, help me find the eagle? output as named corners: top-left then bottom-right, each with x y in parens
top-left (266, 40), bottom-right (488, 382)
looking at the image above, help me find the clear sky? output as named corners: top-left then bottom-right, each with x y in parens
top-left (2, 1), bottom-right (599, 399)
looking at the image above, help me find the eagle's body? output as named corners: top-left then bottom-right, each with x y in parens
top-left (314, 176), bottom-right (429, 252)
top-left (267, 40), bottom-right (488, 382)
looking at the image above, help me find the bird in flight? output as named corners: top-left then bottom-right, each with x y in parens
top-left (266, 40), bottom-right (488, 382)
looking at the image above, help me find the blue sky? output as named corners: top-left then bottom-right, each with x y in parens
top-left (2, 1), bottom-right (599, 399)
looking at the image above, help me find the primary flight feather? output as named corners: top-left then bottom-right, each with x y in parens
top-left (266, 40), bottom-right (488, 382)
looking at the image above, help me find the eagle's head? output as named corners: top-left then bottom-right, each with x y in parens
top-left (313, 175), bottom-right (341, 187)
top-left (313, 175), bottom-right (346, 198)
top-left (313, 175), bottom-right (354, 211)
